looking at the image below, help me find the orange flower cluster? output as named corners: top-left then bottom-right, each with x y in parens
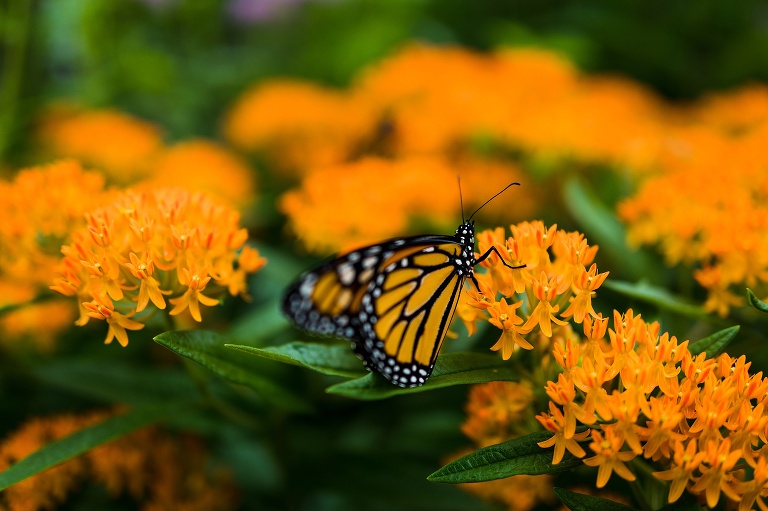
top-left (620, 119), bottom-right (768, 316)
top-left (0, 411), bottom-right (237, 511)
top-left (462, 381), bottom-right (536, 447)
top-left (224, 80), bottom-right (377, 174)
top-left (536, 309), bottom-right (768, 509)
top-left (227, 44), bottom-right (671, 172)
top-left (458, 221), bottom-right (608, 358)
top-left (51, 187), bottom-right (266, 346)
top-left (228, 45), bottom-right (668, 254)
top-left (280, 156), bottom-right (533, 253)
top-left (37, 107), bottom-right (256, 207)
top-left (0, 161), bottom-right (109, 348)
top-left (37, 106), bottom-right (164, 183)
top-left (0, 160), bottom-right (109, 294)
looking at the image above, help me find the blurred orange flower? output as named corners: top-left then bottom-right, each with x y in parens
top-left (141, 139), bottom-right (257, 208)
top-left (0, 410), bottom-right (237, 511)
top-left (279, 156), bottom-right (458, 253)
top-left (37, 106), bottom-right (163, 182)
top-left (223, 79), bottom-right (377, 174)
top-left (0, 160), bottom-right (111, 302)
top-left (619, 123), bottom-right (768, 315)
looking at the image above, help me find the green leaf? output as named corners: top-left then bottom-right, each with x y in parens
top-left (602, 279), bottom-right (706, 317)
top-left (154, 330), bottom-right (310, 412)
top-left (326, 352), bottom-right (517, 400)
top-left (562, 177), bottom-right (655, 281)
top-left (33, 359), bottom-right (197, 405)
top-left (229, 299), bottom-right (288, 344)
top-left (553, 488), bottom-right (639, 511)
top-left (747, 288), bottom-right (768, 313)
top-left (226, 341), bottom-right (367, 378)
top-left (428, 430), bottom-right (586, 483)
top-left (688, 325), bottom-right (739, 358)
top-left (0, 402), bottom-right (192, 491)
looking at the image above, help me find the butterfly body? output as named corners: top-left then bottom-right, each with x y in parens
top-left (283, 221), bottom-right (479, 387)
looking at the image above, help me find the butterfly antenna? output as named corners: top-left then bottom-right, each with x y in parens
top-left (468, 182), bottom-right (521, 221)
top-left (457, 175), bottom-right (465, 224)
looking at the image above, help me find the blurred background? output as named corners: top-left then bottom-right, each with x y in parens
top-left (2, 1), bottom-right (768, 510)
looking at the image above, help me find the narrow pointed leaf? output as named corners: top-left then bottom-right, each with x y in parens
top-left (747, 288), bottom-right (768, 313)
top-left (602, 279), bottom-right (705, 317)
top-left (154, 330), bottom-right (309, 412)
top-left (226, 341), bottom-right (367, 378)
top-left (688, 325), bottom-right (739, 358)
top-left (428, 430), bottom-right (585, 483)
top-left (553, 488), bottom-right (639, 511)
top-left (562, 177), bottom-right (654, 281)
top-left (326, 352), bottom-right (517, 400)
top-left (0, 402), bottom-right (192, 491)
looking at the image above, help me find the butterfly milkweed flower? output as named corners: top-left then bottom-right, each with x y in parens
top-left (223, 79), bottom-right (377, 175)
top-left (0, 410), bottom-right (237, 510)
top-left (619, 121), bottom-right (768, 316)
top-left (533, 309), bottom-right (768, 508)
top-left (51, 188), bottom-right (267, 346)
top-left (141, 139), bottom-right (257, 209)
top-left (0, 161), bottom-right (110, 349)
top-left (280, 155), bottom-right (531, 254)
top-left (37, 106), bottom-right (163, 183)
top-left (458, 221), bottom-right (608, 358)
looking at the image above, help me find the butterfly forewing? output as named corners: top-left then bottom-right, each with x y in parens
top-left (355, 242), bottom-right (466, 387)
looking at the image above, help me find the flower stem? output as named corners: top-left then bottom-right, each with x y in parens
top-left (0, 0), bottom-right (32, 163)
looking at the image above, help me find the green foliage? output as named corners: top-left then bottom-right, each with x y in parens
top-left (154, 330), bottom-right (310, 412)
top-left (326, 353), bottom-right (519, 400)
top-left (688, 325), bottom-right (740, 358)
top-left (226, 341), bottom-right (368, 378)
top-left (553, 488), bottom-right (639, 511)
top-left (429, 430), bottom-right (587, 483)
top-left (747, 288), bottom-right (768, 313)
top-left (602, 280), bottom-right (706, 318)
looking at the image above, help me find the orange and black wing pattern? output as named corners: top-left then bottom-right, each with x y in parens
top-left (353, 241), bottom-right (466, 386)
top-left (283, 222), bottom-right (477, 387)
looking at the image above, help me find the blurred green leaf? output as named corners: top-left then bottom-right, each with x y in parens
top-left (688, 325), bottom-right (740, 358)
top-left (326, 352), bottom-right (518, 400)
top-left (602, 280), bottom-right (706, 317)
top-left (226, 341), bottom-right (367, 378)
top-left (33, 358), bottom-right (197, 405)
top-left (428, 430), bottom-right (586, 483)
top-left (229, 299), bottom-right (288, 343)
top-left (562, 177), bottom-right (655, 281)
top-left (0, 402), bottom-right (192, 492)
top-left (553, 488), bottom-right (639, 511)
top-left (747, 288), bottom-right (768, 313)
top-left (154, 330), bottom-right (309, 412)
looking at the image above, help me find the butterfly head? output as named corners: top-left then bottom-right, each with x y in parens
top-left (455, 220), bottom-right (476, 248)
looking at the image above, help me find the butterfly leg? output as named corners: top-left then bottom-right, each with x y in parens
top-left (475, 246), bottom-right (526, 270)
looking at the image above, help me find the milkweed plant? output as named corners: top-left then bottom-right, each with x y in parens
top-left (3, 5), bottom-right (768, 511)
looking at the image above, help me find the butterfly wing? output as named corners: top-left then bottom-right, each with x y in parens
top-left (355, 240), bottom-right (466, 387)
top-left (283, 235), bottom-right (467, 388)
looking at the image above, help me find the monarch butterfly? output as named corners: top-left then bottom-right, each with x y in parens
top-left (282, 182), bottom-right (524, 387)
